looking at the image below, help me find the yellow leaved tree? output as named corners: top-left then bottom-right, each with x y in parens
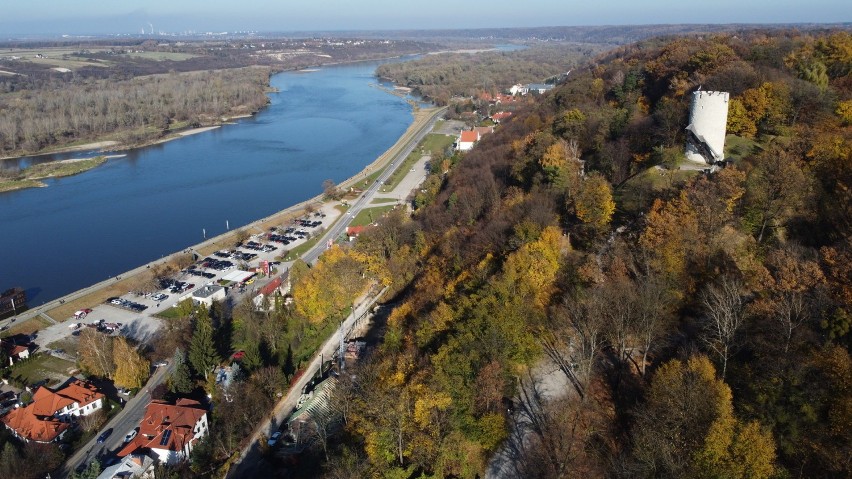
top-left (113, 337), bottom-right (150, 390)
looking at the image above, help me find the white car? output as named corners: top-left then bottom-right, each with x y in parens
top-left (124, 428), bottom-right (138, 443)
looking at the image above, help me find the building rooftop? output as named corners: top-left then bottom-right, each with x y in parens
top-left (118, 399), bottom-right (207, 457)
top-left (192, 284), bottom-right (224, 299)
top-left (1, 405), bottom-right (69, 442)
top-left (459, 130), bottom-right (479, 143)
top-left (30, 379), bottom-right (104, 417)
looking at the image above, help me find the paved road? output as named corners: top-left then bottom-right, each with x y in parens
top-left (302, 107), bottom-right (446, 265)
top-left (60, 362), bottom-right (175, 477)
top-left (227, 107), bottom-right (447, 477)
top-left (226, 291), bottom-right (383, 478)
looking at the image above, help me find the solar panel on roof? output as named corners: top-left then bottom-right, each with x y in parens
top-left (159, 429), bottom-right (172, 446)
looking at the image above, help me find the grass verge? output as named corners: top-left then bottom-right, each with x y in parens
top-left (351, 205), bottom-right (397, 227)
top-left (1, 315), bottom-right (53, 338)
top-left (382, 133), bottom-right (454, 190)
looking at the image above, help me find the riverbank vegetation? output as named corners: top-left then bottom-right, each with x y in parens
top-left (0, 37), bottom-right (432, 160)
top-left (307, 29), bottom-right (850, 478)
top-left (0, 68), bottom-right (270, 157)
top-left (0, 156), bottom-right (107, 192)
top-left (375, 44), bottom-right (609, 105)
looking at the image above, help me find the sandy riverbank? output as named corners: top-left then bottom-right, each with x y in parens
top-left (0, 154), bottom-right (126, 193)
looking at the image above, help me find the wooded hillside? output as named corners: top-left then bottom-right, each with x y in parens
top-left (320, 29), bottom-right (851, 479)
top-left (376, 44), bottom-right (607, 105)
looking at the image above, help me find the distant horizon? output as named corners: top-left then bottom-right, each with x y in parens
top-left (1, 0), bottom-right (848, 37)
top-left (2, 22), bottom-right (850, 42)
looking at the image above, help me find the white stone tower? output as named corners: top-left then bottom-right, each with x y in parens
top-left (684, 90), bottom-right (729, 165)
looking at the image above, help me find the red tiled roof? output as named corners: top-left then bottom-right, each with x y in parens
top-left (29, 380), bottom-right (104, 418)
top-left (10, 344), bottom-right (28, 356)
top-left (460, 130), bottom-right (479, 143)
top-left (491, 111), bottom-right (513, 120)
top-left (346, 225), bottom-right (366, 236)
top-left (118, 399), bottom-right (206, 457)
top-left (259, 277), bottom-right (282, 296)
top-left (1, 405), bottom-right (69, 442)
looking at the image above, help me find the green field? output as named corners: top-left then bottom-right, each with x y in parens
top-left (616, 165), bottom-right (699, 213)
top-left (370, 197), bottom-right (398, 204)
top-left (725, 134), bottom-right (763, 163)
top-left (351, 205), bottom-right (397, 227)
top-left (120, 51), bottom-right (199, 61)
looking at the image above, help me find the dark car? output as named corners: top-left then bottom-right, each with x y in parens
top-left (97, 428), bottom-right (113, 443)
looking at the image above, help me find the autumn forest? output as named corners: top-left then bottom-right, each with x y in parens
top-left (2, 28), bottom-right (848, 479)
top-left (313, 29), bottom-right (851, 479)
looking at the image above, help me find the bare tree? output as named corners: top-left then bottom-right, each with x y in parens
top-left (323, 179), bottom-right (343, 200)
top-left (774, 291), bottom-right (808, 354)
top-left (633, 274), bottom-right (675, 376)
top-left (699, 275), bottom-right (746, 378)
top-left (540, 289), bottom-right (606, 401)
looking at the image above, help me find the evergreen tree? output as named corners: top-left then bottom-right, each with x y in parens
top-left (189, 307), bottom-right (220, 380)
top-left (283, 344), bottom-right (295, 381)
top-left (168, 348), bottom-right (193, 394)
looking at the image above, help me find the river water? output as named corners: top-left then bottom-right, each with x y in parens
top-left (0, 60), bottom-right (414, 306)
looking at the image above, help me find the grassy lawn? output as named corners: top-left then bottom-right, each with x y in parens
top-left (616, 165), bottom-right (700, 214)
top-left (383, 133), bottom-right (454, 190)
top-left (0, 315), bottom-right (52, 339)
top-left (351, 205), bottom-right (397, 227)
top-left (370, 197), bottom-right (397, 204)
top-left (46, 337), bottom-right (80, 358)
top-left (287, 236), bottom-right (323, 259)
top-left (154, 307), bottom-right (184, 320)
top-left (725, 134), bottom-right (763, 163)
top-left (9, 354), bottom-right (76, 387)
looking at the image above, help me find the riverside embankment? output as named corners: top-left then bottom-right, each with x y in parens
top-left (1, 105), bottom-right (445, 334)
top-left (0, 59), bottom-right (422, 306)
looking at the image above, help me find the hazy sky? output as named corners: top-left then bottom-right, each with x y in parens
top-left (1, 0), bottom-right (849, 35)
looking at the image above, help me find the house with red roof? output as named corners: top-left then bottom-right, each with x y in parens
top-left (117, 399), bottom-right (208, 465)
top-left (0, 379), bottom-right (104, 443)
top-left (473, 126), bottom-right (494, 137)
top-left (456, 130), bottom-right (480, 151)
top-left (491, 111), bottom-right (513, 123)
top-left (346, 225), bottom-right (367, 238)
top-left (1, 337), bottom-right (31, 366)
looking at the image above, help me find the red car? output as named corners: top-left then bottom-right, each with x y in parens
top-left (74, 308), bottom-right (93, 319)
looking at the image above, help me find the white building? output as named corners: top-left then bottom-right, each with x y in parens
top-left (192, 284), bottom-right (226, 307)
top-left (96, 453), bottom-right (155, 479)
top-left (118, 399), bottom-right (209, 465)
top-left (685, 90), bottom-right (729, 164)
top-left (509, 83), bottom-right (528, 96)
top-left (456, 130), bottom-right (480, 151)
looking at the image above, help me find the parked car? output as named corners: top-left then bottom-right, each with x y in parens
top-left (124, 428), bottom-right (138, 443)
top-left (153, 360), bottom-right (169, 368)
top-left (97, 428), bottom-right (113, 444)
top-left (267, 431), bottom-right (282, 447)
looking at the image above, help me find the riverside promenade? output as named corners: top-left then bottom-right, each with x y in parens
top-left (0, 106), bottom-right (446, 335)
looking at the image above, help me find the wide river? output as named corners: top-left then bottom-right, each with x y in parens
top-left (0, 59), bottom-right (414, 306)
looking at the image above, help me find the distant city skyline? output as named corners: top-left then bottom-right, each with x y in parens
top-left (1, 0), bottom-right (849, 36)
